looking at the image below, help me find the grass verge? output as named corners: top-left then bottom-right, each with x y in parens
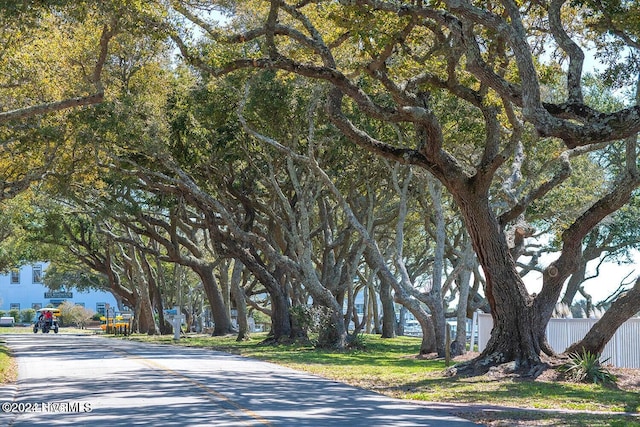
top-left (0, 342), bottom-right (16, 384)
top-left (118, 332), bottom-right (640, 426)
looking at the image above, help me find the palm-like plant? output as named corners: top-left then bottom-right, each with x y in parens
top-left (559, 349), bottom-right (617, 385)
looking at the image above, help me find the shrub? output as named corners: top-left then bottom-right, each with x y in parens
top-left (559, 349), bottom-right (617, 385)
top-left (290, 305), bottom-right (330, 334)
top-left (8, 309), bottom-right (19, 323)
top-left (57, 301), bottom-right (95, 327)
top-left (347, 333), bottom-right (367, 350)
top-left (20, 308), bottom-right (36, 323)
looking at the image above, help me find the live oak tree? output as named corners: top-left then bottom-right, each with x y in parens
top-left (113, 68), bottom-right (446, 348)
top-left (234, 72), bottom-right (464, 351)
top-left (161, 77), bottom-right (386, 346)
top-left (108, 189), bottom-right (236, 336)
top-left (163, 0), bottom-right (640, 372)
top-left (235, 77), bottom-right (483, 355)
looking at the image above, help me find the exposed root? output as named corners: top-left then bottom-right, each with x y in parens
top-left (258, 335), bottom-right (313, 346)
top-left (445, 352), bottom-right (554, 379)
top-left (446, 352), bottom-right (507, 377)
top-left (525, 363), bottom-right (549, 379)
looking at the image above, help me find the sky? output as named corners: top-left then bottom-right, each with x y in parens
top-left (523, 251), bottom-right (640, 305)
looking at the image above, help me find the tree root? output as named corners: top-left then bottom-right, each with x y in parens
top-left (445, 352), bottom-right (553, 379)
top-left (258, 335), bottom-right (314, 346)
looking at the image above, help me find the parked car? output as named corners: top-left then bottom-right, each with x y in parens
top-left (0, 317), bottom-right (14, 326)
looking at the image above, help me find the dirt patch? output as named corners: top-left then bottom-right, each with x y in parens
top-left (447, 352), bottom-right (640, 389)
top-left (609, 367), bottom-right (640, 392)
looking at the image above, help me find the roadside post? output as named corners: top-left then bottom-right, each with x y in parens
top-left (164, 307), bottom-right (184, 340)
top-left (105, 303), bottom-right (111, 334)
top-left (121, 312), bottom-right (133, 335)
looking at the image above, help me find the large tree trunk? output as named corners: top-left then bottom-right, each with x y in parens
top-left (379, 274), bottom-right (396, 338)
top-left (230, 249), bottom-right (295, 341)
top-left (136, 285), bottom-right (157, 335)
top-left (125, 245), bottom-right (158, 335)
top-left (456, 197), bottom-right (546, 371)
top-left (417, 314), bottom-right (437, 355)
top-left (424, 295), bottom-right (447, 356)
top-left (128, 255), bottom-right (157, 335)
top-left (145, 253), bottom-right (171, 335)
top-left (230, 260), bottom-right (250, 341)
top-left (218, 260), bottom-right (233, 329)
top-left (195, 263), bottom-right (234, 336)
top-left (566, 277), bottom-right (640, 356)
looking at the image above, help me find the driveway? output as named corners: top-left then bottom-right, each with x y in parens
top-left (0, 334), bottom-right (480, 426)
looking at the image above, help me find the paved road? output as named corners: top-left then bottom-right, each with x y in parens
top-left (0, 334), bottom-right (480, 426)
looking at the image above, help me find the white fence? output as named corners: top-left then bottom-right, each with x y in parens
top-left (476, 313), bottom-right (640, 368)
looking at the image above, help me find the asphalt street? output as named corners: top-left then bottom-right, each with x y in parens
top-left (0, 334), bottom-right (481, 426)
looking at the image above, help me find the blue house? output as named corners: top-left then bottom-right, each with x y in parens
top-left (0, 263), bottom-right (118, 315)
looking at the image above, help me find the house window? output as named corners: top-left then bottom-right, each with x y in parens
top-left (9, 303), bottom-right (20, 311)
top-left (10, 270), bottom-right (19, 284)
top-left (96, 302), bottom-right (106, 316)
top-left (32, 265), bottom-right (42, 284)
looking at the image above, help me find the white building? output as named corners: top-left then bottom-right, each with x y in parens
top-left (0, 263), bottom-right (118, 315)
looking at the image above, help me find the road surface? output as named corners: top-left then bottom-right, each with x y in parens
top-left (0, 334), bottom-right (480, 426)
